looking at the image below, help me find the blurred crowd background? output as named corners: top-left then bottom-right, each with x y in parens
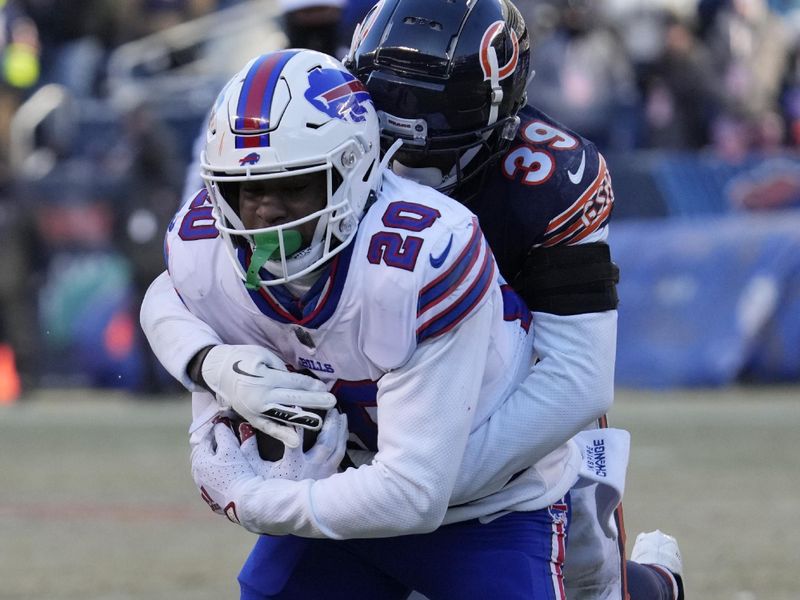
top-left (0, 0), bottom-right (799, 401)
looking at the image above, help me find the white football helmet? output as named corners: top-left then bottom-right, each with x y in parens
top-left (201, 49), bottom-right (381, 287)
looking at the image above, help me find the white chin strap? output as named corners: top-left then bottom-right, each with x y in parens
top-left (262, 241), bottom-right (325, 280)
top-left (487, 46), bottom-right (503, 126)
top-left (392, 143), bottom-right (484, 192)
top-left (392, 146), bottom-right (481, 190)
top-left (380, 138), bottom-right (404, 174)
top-left (391, 162), bottom-right (444, 188)
top-left (264, 210), bottom-right (329, 280)
top-left (262, 196), bottom-right (333, 281)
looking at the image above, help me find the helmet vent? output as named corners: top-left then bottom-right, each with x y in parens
top-left (403, 16), bottom-right (442, 31)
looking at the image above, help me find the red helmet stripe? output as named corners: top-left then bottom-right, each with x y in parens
top-left (321, 79), bottom-right (367, 101)
top-left (235, 50), bottom-right (299, 148)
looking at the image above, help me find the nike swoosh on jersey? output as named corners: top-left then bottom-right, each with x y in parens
top-left (232, 360), bottom-right (262, 378)
top-left (429, 234), bottom-right (454, 268)
top-left (568, 150), bottom-right (586, 185)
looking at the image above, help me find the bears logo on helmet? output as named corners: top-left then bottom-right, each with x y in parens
top-left (344, 0), bottom-right (530, 198)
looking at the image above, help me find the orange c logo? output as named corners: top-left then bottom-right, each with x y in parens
top-left (479, 21), bottom-right (519, 81)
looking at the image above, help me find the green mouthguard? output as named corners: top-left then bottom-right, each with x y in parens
top-left (245, 230), bottom-right (303, 289)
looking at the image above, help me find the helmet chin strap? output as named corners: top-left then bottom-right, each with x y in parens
top-left (246, 230), bottom-right (302, 290)
top-left (487, 46), bottom-right (502, 126)
top-left (391, 142), bottom-right (484, 192)
top-left (391, 162), bottom-right (443, 188)
top-left (380, 138), bottom-right (404, 174)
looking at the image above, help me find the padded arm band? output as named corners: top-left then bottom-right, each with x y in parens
top-left (187, 345), bottom-right (215, 391)
top-left (511, 243), bottom-right (619, 315)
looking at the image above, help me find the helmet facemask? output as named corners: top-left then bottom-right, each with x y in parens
top-left (382, 111), bottom-right (522, 199)
top-left (200, 50), bottom-right (381, 288)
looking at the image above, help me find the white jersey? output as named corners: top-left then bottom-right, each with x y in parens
top-left (163, 171), bottom-right (581, 538)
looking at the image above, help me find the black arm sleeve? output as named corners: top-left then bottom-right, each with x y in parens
top-left (510, 242), bottom-right (619, 315)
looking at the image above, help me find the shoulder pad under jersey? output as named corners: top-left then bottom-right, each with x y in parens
top-left (164, 188), bottom-right (223, 298)
top-left (355, 172), bottom-right (498, 369)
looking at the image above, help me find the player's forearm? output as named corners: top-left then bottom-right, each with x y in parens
top-left (320, 319), bottom-right (490, 537)
top-left (140, 271), bottom-right (224, 390)
top-left (232, 465), bottom-right (445, 538)
top-left (237, 307), bottom-right (492, 539)
top-left (234, 477), bottom-right (323, 537)
top-left (235, 422), bottom-right (472, 538)
top-left (450, 309), bottom-right (617, 505)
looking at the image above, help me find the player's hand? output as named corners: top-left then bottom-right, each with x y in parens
top-left (190, 417), bottom-right (261, 525)
top-left (200, 345), bottom-right (336, 448)
top-left (240, 409), bottom-right (348, 482)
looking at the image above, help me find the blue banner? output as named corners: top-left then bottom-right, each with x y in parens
top-left (611, 210), bottom-right (800, 387)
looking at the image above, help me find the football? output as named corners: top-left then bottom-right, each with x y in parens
top-left (251, 408), bottom-right (327, 461)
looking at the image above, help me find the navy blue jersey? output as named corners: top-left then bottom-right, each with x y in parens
top-left (469, 105), bottom-right (615, 281)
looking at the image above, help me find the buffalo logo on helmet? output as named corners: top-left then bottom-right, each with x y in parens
top-left (239, 152), bottom-right (261, 166)
top-left (305, 68), bottom-right (373, 123)
top-left (479, 21), bottom-right (520, 82)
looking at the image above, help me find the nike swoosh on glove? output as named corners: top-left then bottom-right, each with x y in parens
top-left (201, 345), bottom-right (336, 448)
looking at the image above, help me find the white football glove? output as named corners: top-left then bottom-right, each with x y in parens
top-left (200, 344), bottom-right (336, 448)
top-left (190, 412), bottom-right (348, 527)
top-left (239, 409), bottom-right (349, 482)
top-left (190, 418), bottom-right (262, 525)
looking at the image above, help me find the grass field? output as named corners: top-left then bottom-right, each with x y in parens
top-left (1, 386), bottom-right (798, 599)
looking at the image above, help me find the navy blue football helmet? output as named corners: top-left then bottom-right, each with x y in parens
top-left (344, 0), bottom-right (530, 199)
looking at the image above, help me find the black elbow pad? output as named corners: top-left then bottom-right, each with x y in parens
top-left (510, 243), bottom-right (619, 315)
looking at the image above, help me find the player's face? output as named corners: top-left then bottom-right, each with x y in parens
top-left (238, 173), bottom-right (327, 248)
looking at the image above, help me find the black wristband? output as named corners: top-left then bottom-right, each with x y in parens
top-left (187, 345), bottom-right (216, 391)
